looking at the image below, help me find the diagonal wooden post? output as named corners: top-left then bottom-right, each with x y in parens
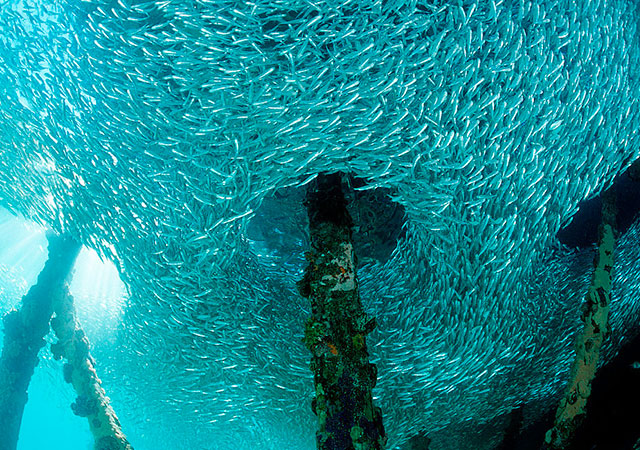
top-left (50, 284), bottom-right (132, 450)
top-left (543, 187), bottom-right (617, 449)
top-left (0, 233), bottom-right (81, 450)
top-left (298, 172), bottom-right (386, 450)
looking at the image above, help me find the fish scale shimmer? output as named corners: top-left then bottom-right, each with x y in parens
top-left (1, 0), bottom-right (640, 448)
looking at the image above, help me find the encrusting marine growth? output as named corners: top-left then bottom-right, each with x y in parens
top-left (0, 234), bottom-right (80, 450)
top-left (50, 285), bottom-right (132, 450)
top-left (299, 173), bottom-right (386, 450)
top-left (544, 186), bottom-right (617, 449)
top-left (0, 233), bottom-right (132, 450)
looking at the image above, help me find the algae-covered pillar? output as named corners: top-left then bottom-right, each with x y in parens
top-left (298, 172), bottom-right (386, 450)
top-left (50, 282), bottom-right (132, 450)
top-left (543, 187), bottom-right (617, 449)
top-left (0, 233), bottom-right (81, 450)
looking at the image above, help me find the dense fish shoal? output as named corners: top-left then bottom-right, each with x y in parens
top-left (0, 0), bottom-right (640, 448)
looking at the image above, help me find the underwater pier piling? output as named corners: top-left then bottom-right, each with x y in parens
top-left (298, 173), bottom-right (386, 450)
top-left (0, 233), bottom-right (81, 450)
top-left (50, 282), bottom-right (132, 450)
top-left (543, 187), bottom-right (617, 449)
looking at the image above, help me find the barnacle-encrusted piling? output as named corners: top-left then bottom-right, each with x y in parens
top-left (0, 233), bottom-right (81, 450)
top-left (543, 187), bottom-right (617, 449)
top-left (299, 172), bottom-right (386, 450)
top-left (50, 283), bottom-right (132, 450)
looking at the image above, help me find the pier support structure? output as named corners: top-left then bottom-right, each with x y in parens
top-left (299, 173), bottom-right (386, 450)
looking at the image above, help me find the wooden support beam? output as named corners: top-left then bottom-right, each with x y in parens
top-left (0, 234), bottom-right (81, 450)
top-left (50, 284), bottom-right (132, 450)
top-left (543, 187), bottom-right (617, 449)
top-left (299, 173), bottom-right (386, 450)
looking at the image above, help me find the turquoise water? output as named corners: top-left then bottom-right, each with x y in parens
top-left (17, 347), bottom-right (93, 449)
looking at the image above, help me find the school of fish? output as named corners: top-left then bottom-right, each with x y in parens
top-left (1, 0), bottom-right (640, 448)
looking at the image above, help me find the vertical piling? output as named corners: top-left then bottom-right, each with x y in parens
top-left (543, 187), bottom-right (617, 449)
top-left (298, 173), bottom-right (386, 450)
top-left (0, 234), bottom-right (81, 450)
